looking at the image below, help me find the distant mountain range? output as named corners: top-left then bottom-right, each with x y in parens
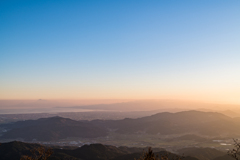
top-left (1, 110), bottom-right (240, 141)
top-left (0, 117), bottom-right (107, 141)
top-left (70, 100), bottom-right (240, 113)
top-left (92, 110), bottom-right (240, 136)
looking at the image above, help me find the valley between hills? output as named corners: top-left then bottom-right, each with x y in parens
top-left (0, 110), bottom-right (240, 160)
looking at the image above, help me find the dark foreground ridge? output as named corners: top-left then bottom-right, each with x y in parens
top-left (0, 141), bottom-right (201, 160)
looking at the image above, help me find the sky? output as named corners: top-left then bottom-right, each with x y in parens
top-left (1, 0), bottom-right (240, 104)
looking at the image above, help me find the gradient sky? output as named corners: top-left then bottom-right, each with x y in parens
top-left (1, 0), bottom-right (240, 104)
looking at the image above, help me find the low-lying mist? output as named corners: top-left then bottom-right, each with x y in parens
top-left (0, 99), bottom-right (240, 115)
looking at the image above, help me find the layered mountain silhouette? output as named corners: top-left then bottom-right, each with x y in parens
top-left (92, 110), bottom-right (240, 136)
top-left (1, 111), bottom-right (240, 141)
top-left (0, 116), bottom-right (107, 141)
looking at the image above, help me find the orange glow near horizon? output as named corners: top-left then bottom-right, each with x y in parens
top-left (1, 89), bottom-right (240, 105)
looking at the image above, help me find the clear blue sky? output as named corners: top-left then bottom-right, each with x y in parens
top-left (1, 0), bottom-right (240, 103)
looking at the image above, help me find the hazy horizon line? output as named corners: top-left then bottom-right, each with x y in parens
top-left (0, 98), bottom-right (240, 105)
